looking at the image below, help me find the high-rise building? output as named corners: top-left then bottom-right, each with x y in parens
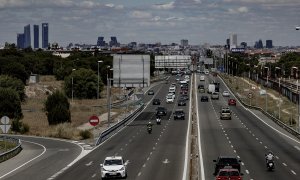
top-left (97, 36), bottom-right (106, 46)
top-left (17, 33), bottom-right (25, 49)
top-left (109, 36), bottom-right (119, 47)
top-left (180, 39), bottom-right (188, 46)
top-left (254, 39), bottom-right (263, 49)
top-left (226, 39), bottom-right (230, 49)
top-left (42, 23), bottom-right (49, 49)
top-left (230, 34), bottom-right (237, 50)
top-left (24, 24), bottom-right (31, 48)
top-left (266, 40), bottom-right (273, 49)
top-left (33, 24), bottom-right (39, 49)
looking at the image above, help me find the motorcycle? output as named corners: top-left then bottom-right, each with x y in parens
top-left (156, 117), bottom-right (161, 125)
top-left (266, 160), bottom-right (275, 171)
top-left (147, 126), bottom-right (152, 134)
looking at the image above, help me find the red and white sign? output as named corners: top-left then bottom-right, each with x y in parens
top-left (89, 115), bottom-right (99, 126)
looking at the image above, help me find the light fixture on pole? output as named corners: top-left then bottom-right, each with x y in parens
top-left (71, 68), bottom-right (76, 103)
top-left (97, 60), bottom-right (103, 99)
top-left (293, 66), bottom-right (300, 132)
top-left (106, 66), bottom-right (113, 128)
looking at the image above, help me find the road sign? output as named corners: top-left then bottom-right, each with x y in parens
top-left (0, 116), bottom-right (11, 133)
top-left (89, 115), bottom-right (99, 126)
top-left (1, 116), bottom-right (10, 124)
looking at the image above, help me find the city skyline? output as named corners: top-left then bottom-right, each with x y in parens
top-left (0, 0), bottom-right (300, 47)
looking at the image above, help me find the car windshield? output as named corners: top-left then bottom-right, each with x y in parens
top-left (219, 171), bottom-right (229, 176)
top-left (219, 158), bottom-right (238, 164)
top-left (104, 159), bottom-right (123, 165)
top-left (222, 110), bottom-right (231, 113)
top-left (230, 171), bottom-right (240, 176)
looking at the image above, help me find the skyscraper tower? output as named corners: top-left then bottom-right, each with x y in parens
top-left (42, 23), bottom-right (49, 49)
top-left (33, 25), bottom-right (39, 49)
top-left (230, 34), bottom-right (237, 50)
top-left (266, 40), bottom-right (273, 48)
top-left (24, 24), bottom-right (31, 48)
top-left (97, 36), bottom-right (106, 46)
top-left (17, 33), bottom-right (25, 49)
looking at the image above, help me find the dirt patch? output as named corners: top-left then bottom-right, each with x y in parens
top-left (21, 75), bottom-right (129, 139)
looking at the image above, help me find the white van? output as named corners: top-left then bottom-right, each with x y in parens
top-left (200, 75), bottom-right (205, 81)
top-left (169, 86), bottom-right (176, 94)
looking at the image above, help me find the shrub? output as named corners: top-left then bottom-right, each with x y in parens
top-left (79, 130), bottom-right (92, 140)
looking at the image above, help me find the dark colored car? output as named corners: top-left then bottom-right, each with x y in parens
top-left (148, 90), bottom-right (154, 95)
top-left (174, 109), bottom-right (185, 120)
top-left (228, 99), bottom-right (236, 106)
top-left (213, 156), bottom-right (241, 175)
top-left (156, 107), bottom-right (167, 116)
top-left (180, 94), bottom-right (189, 100)
top-left (152, 98), bottom-right (161, 105)
top-left (215, 166), bottom-right (243, 180)
top-left (201, 96), bottom-right (209, 102)
top-left (180, 89), bottom-right (188, 94)
top-left (178, 99), bottom-right (186, 106)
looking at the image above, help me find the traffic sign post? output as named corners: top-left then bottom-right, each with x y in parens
top-left (0, 116), bottom-right (10, 151)
top-left (89, 115), bottom-right (100, 126)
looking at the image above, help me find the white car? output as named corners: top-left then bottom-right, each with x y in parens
top-left (100, 156), bottom-right (128, 179)
top-left (166, 94), bottom-right (175, 103)
top-left (222, 91), bottom-right (230, 97)
top-left (200, 75), bottom-right (205, 81)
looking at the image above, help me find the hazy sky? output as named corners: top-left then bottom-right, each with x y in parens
top-left (0, 0), bottom-right (300, 47)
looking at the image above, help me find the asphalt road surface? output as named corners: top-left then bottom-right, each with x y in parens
top-left (56, 76), bottom-right (190, 180)
top-left (0, 135), bottom-right (83, 180)
top-left (197, 73), bottom-right (300, 180)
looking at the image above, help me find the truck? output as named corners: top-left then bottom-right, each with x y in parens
top-left (208, 84), bottom-right (215, 94)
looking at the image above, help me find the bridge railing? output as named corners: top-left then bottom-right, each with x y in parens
top-left (0, 136), bottom-right (22, 163)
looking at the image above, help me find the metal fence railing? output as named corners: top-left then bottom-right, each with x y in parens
top-left (0, 136), bottom-right (22, 163)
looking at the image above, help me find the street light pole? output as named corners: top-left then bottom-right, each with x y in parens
top-left (107, 66), bottom-right (111, 127)
top-left (97, 60), bottom-right (103, 99)
top-left (71, 68), bottom-right (76, 103)
top-left (142, 56), bottom-right (144, 88)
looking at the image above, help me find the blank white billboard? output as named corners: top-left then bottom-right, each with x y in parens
top-left (155, 55), bottom-right (191, 69)
top-left (113, 54), bottom-right (150, 88)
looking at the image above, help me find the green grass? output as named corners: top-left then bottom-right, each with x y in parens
top-left (0, 140), bottom-right (17, 151)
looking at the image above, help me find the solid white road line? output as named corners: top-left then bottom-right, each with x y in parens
top-left (0, 140), bottom-right (46, 179)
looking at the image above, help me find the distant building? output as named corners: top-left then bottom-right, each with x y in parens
top-left (181, 39), bottom-right (188, 46)
top-left (17, 33), bottom-right (25, 49)
top-left (24, 24), bottom-right (31, 48)
top-left (240, 42), bottom-right (247, 48)
top-left (255, 39), bottom-right (263, 49)
top-left (109, 36), bottom-right (119, 47)
top-left (226, 39), bottom-right (230, 49)
top-left (42, 23), bottom-right (49, 49)
top-left (97, 36), bottom-right (106, 46)
top-left (33, 24), bottom-right (39, 49)
top-left (266, 40), bottom-right (273, 49)
top-left (230, 34), bottom-right (237, 50)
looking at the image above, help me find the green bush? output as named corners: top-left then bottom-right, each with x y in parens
top-left (79, 130), bottom-right (92, 140)
top-left (20, 123), bottom-right (30, 134)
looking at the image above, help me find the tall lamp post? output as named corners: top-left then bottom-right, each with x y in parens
top-left (292, 66), bottom-right (300, 132)
top-left (71, 68), bottom-right (76, 103)
top-left (97, 60), bottom-right (103, 99)
top-left (264, 66), bottom-right (269, 112)
top-left (106, 66), bottom-right (113, 127)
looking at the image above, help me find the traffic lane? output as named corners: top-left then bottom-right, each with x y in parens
top-left (55, 107), bottom-right (170, 179)
top-left (0, 140), bottom-right (44, 179)
top-left (3, 136), bottom-right (82, 180)
top-left (209, 90), bottom-right (298, 179)
top-left (232, 107), bottom-right (300, 176)
top-left (197, 93), bottom-right (249, 179)
top-left (136, 119), bottom-right (188, 180)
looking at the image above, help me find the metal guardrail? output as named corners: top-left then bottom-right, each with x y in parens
top-left (0, 136), bottom-right (22, 163)
top-left (220, 75), bottom-right (300, 139)
top-left (95, 103), bottom-right (145, 145)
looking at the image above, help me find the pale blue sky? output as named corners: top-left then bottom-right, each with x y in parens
top-left (0, 0), bottom-right (299, 46)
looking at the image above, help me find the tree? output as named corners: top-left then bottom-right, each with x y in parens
top-left (44, 91), bottom-right (71, 125)
top-left (1, 62), bottom-right (29, 84)
top-left (0, 75), bottom-right (25, 101)
top-left (0, 87), bottom-right (23, 119)
top-left (64, 68), bottom-right (103, 99)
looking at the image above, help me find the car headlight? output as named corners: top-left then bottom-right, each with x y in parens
top-left (119, 167), bottom-right (125, 171)
top-left (101, 167), bottom-right (107, 171)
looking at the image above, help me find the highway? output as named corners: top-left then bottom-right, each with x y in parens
top-left (56, 76), bottom-right (191, 180)
top-left (0, 136), bottom-right (82, 180)
top-left (197, 73), bottom-right (300, 179)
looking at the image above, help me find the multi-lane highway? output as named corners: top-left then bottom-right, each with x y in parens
top-left (3, 72), bottom-right (300, 180)
top-left (197, 73), bottom-right (300, 179)
top-left (56, 76), bottom-right (191, 180)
